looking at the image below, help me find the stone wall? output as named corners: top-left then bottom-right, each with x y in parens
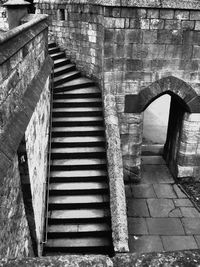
top-left (25, 76), bottom-right (50, 255)
top-left (0, 0), bottom-right (8, 31)
top-left (35, 0), bottom-right (200, 180)
top-left (0, 14), bottom-right (53, 258)
top-left (0, 155), bottom-right (33, 259)
top-left (35, 1), bottom-right (104, 83)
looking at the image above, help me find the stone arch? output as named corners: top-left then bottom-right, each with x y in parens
top-left (124, 76), bottom-right (200, 181)
top-left (125, 76), bottom-right (200, 114)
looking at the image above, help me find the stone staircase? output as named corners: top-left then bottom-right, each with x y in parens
top-left (43, 43), bottom-right (113, 255)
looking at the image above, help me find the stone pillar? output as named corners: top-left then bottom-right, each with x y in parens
top-left (177, 113), bottom-right (200, 179)
top-left (3, 0), bottom-right (30, 29)
top-left (122, 113), bottom-right (143, 183)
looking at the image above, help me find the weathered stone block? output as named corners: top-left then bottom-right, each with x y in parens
top-left (175, 10), bottom-right (190, 20)
top-left (150, 19), bottom-right (164, 29)
top-left (160, 10), bottom-right (174, 19)
top-left (165, 19), bottom-right (182, 30)
top-left (182, 20), bottom-right (195, 30)
top-left (190, 11), bottom-right (200, 21)
top-left (143, 30), bottom-right (157, 43)
top-left (121, 7), bottom-right (136, 18)
top-left (195, 21), bottom-right (200, 31)
top-left (126, 59), bottom-right (143, 71)
top-left (147, 9), bottom-right (159, 19)
top-left (125, 29), bottom-right (143, 44)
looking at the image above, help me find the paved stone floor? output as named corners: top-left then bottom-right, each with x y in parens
top-left (126, 156), bottom-right (200, 253)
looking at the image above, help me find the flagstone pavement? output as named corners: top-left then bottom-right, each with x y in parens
top-left (126, 156), bottom-right (200, 253)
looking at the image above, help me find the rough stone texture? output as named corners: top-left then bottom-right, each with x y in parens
top-left (0, 255), bottom-right (113, 267)
top-left (103, 93), bottom-right (129, 252)
top-left (2, 252), bottom-right (200, 266)
top-left (0, 155), bottom-right (33, 259)
top-left (0, 0), bottom-right (8, 31)
top-left (25, 77), bottom-right (50, 255)
top-left (0, 14), bottom-right (52, 258)
top-left (35, 2), bottom-right (104, 84)
top-left (35, 1), bottom-right (200, 181)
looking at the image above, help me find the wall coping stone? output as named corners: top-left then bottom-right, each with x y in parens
top-left (1, 250), bottom-right (200, 266)
top-left (104, 93), bottom-right (129, 253)
top-left (34, 0), bottom-right (200, 10)
top-left (0, 14), bottom-right (48, 64)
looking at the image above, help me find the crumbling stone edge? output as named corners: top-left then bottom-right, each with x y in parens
top-left (103, 93), bottom-right (129, 253)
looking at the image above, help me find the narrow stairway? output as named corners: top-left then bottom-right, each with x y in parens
top-left (43, 43), bottom-right (113, 255)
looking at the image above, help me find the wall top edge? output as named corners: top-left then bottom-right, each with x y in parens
top-left (33, 0), bottom-right (200, 10)
top-left (0, 14), bottom-right (48, 45)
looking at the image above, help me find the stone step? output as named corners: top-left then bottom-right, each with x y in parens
top-left (51, 126), bottom-right (105, 137)
top-left (49, 182), bottom-right (108, 191)
top-left (52, 116), bottom-right (103, 122)
top-left (54, 58), bottom-right (71, 68)
top-left (49, 208), bottom-right (110, 220)
top-left (53, 98), bottom-right (101, 103)
top-left (54, 64), bottom-right (76, 77)
top-left (52, 107), bottom-right (102, 114)
top-left (49, 194), bottom-right (109, 205)
top-left (51, 147), bottom-right (106, 159)
top-left (51, 158), bottom-right (107, 166)
top-left (52, 117), bottom-right (104, 127)
top-left (45, 237), bottom-right (110, 248)
top-left (52, 110), bottom-right (102, 118)
top-left (51, 51), bottom-right (65, 61)
top-left (53, 100), bottom-right (102, 108)
top-left (52, 126), bottom-right (104, 132)
top-left (50, 170), bottom-right (107, 178)
top-left (48, 42), bottom-right (57, 48)
top-left (51, 136), bottom-right (105, 144)
top-left (142, 144), bottom-right (164, 156)
top-left (49, 47), bottom-right (60, 54)
top-left (54, 78), bottom-right (95, 93)
top-left (51, 147), bottom-right (105, 154)
top-left (48, 223), bottom-right (110, 233)
top-left (50, 170), bottom-right (107, 183)
top-left (54, 71), bottom-right (81, 86)
top-left (54, 87), bottom-right (100, 96)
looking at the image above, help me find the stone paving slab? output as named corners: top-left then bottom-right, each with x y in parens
top-left (127, 199), bottom-right (149, 217)
top-left (181, 218), bottom-right (200, 235)
top-left (131, 184), bottom-right (156, 198)
top-left (146, 218), bottom-right (185, 235)
top-left (129, 235), bottom-right (164, 253)
top-left (128, 218), bottom-right (148, 235)
top-left (141, 165), bottom-right (174, 184)
top-left (174, 198), bottom-right (193, 207)
top-left (161, 236), bottom-right (198, 251)
top-left (153, 184), bottom-right (177, 198)
top-left (127, 157), bottom-right (200, 253)
top-left (147, 198), bottom-right (175, 217)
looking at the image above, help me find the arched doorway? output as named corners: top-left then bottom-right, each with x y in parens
top-left (142, 94), bottom-right (171, 157)
top-left (124, 76), bottom-right (200, 181)
top-left (141, 91), bottom-right (190, 177)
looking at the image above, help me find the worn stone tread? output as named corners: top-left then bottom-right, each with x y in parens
top-left (49, 182), bottom-right (108, 191)
top-left (51, 158), bottom-right (107, 166)
top-left (46, 237), bottom-right (110, 247)
top-left (49, 208), bottom-right (110, 219)
top-left (49, 194), bottom-right (109, 204)
top-left (48, 223), bottom-right (110, 233)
